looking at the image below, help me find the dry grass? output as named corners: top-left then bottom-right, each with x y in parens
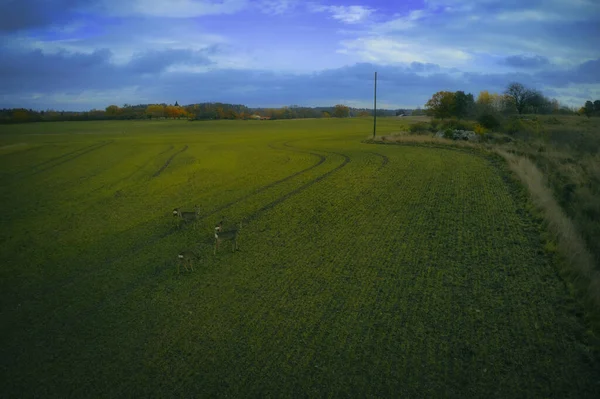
top-left (370, 133), bottom-right (479, 149)
top-left (369, 131), bottom-right (600, 335)
top-left (497, 150), bottom-right (600, 317)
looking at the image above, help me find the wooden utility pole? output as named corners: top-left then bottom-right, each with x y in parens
top-left (373, 71), bottom-right (377, 138)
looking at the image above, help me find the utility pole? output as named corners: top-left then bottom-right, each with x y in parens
top-left (373, 71), bottom-right (377, 138)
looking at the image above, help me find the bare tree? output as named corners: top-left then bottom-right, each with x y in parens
top-left (505, 82), bottom-right (536, 115)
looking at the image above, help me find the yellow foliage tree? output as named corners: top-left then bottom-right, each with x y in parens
top-left (477, 90), bottom-right (492, 106)
top-left (146, 104), bottom-right (165, 119)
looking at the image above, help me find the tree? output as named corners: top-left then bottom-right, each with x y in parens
top-left (477, 91), bottom-right (493, 107)
top-left (504, 82), bottom-right (537, 114)
top-left (454, 91), bottom-right (474, 119)
top-left (333, 104), bottom-right (350, 118)
top-left (594, 100), bottom-right (600, 114)
top-left (174, 101), bottom-right (179, 107)
top-left (322, 111), bottom-right (331, 118)
top-left (583, 101), bottom-right (594, 118)
top-left (425, 91), bottom-right (456, 119)
top-left (145, 104), bottom-right (165, 119)
top-left (105, 105), bottom-right (120, 117)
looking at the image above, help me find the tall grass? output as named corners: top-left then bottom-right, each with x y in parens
top-left (498, 150), bottom-right (600, 333)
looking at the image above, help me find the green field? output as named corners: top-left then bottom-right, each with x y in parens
top-left (1, 119), bottom-right (598, 397)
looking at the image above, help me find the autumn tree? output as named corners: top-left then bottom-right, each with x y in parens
top-left (425, 91), bottom-right (456, 119)
top-left (504, 82), bottom-right (539, 114)
top-left (145, 104), bottom-right (165, 119)
top-left (333, 104), bottom-right (350, 118)
top-left (165, 105), bottom-right (186, 119)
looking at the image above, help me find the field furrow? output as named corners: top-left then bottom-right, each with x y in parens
top-left (0, 119), bottom-right (597, 398)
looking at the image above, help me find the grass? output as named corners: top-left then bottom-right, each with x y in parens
top-left (1, 118), bottom-right (599, 397)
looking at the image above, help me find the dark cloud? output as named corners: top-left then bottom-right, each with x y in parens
top-left (0, 46), bottom-right (597, 110)
top-left (535, 58), bottom-right (600, 87)
top-left (0, 0), bottom-right (94, 32)
top-left (127, 49), bottom-right (213, 74)
top-left (0, 46), bottom-right (215, 95)
top-left (502, 54), bottom-right (550, 69)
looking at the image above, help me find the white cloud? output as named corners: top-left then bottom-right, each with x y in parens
top-left (339, 37), bottom-right (472, 67)
top-left (95, 0), bottom-right (248, 18)
top-left (309, 4), bottom-right (375, 24)
top-left (496, 10), bottom-right (561, 22)
top-left (377, 10), bottom-right (428, 31)
top-left (259, 0), bottom-right (297, 15)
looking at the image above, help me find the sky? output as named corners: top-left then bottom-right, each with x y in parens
top-left (0, 0), bottom-right (599, 111)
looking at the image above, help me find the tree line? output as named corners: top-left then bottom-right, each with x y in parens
top-left (0, 102), bottom-right (399, 124)
top-left (425, 82), bottom-right (579, 120)
top-left (580, 100), bottom-right (600, 118)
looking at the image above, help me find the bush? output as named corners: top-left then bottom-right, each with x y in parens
top-left (430, 119), bottom-right (442, 131)
top-left (502, 117), bottom-right (524, 135)
top-left (408, 121), bottom-right (430, 134)
top-left (443, 128), bottom-right (454, 139)
top-left (545, 116), bottom-right (562, 125)
top-left (439, 118), bottom-right (475, 131)
top-left (477, 113), bottom-right (501, 129)
top-left (474, 123), bottom-right (487, 135)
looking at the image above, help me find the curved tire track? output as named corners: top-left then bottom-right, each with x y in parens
top-left (15, 142), bottom-right (104, 174)
top-left (34, 141), bottom-right (328, 300)
top-left (14, 141), bottom-right (354, 334)
top-left (75, 143), bottom-right (352, 318)
top-left (368, 151), bottom-right (389, 170)
top-left (21, 141), bottom-right (114, 179)
top-left (152, 145), bottom-right (188, 177)
top-left (245, 147), bottom-right (351, 223)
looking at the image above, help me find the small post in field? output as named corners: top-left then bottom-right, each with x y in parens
top-left (373, 71), bottom-right (378, 139)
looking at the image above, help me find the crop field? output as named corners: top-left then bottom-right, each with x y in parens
top-left (1, 118), bottom-right (598, 397)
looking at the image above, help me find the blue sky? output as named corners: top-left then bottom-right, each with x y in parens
top-left (0, 0), bottom-right (599, 111)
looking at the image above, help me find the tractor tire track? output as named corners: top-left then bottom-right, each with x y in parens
top-left (18, 141), bottom-right (114, 180)
top-left (368, 151), bottom-right (389, 170)
top-left (13, 142), bottom-right (353, 338)
top-left (87, 145), bottom-right (177, 195)
top-left (14, 142), bottom-right (105, 175)
top-left (245, 149), bottom-right (351, 223)
top-left (152, 145), bottom-right (188, 177)
top-left (32, 141), bottom-right (328, 302)
top-left (76, 143), bottom-right (352, 318)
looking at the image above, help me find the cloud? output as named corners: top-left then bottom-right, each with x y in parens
top-left (1, 51), bottom-right (597, 111)
top-left (127, 48), bottom-right (214, 73)
top-left (339, 37), bottom-right (472, 67)
top-left (259, 0), bottom-right (297, 15)
top-left (502, 54), bottom-right (550, 69)
top-left (308, 4), bottom-right (375, 24)
top-left (93, 0), bottom-right (248, 18)
top-left (0, 0), bottom-right (93, 32)
top-left (0, 46), bottom-right (215, 96)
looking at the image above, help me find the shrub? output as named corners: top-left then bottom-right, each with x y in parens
top-left (502, 117), bottom-right (524, 135)
top-left (430, 119), bottom-right (442, 131)
top-left (477, 113), bottom-right (501, 130)
top-left (409, 121), bottom-right (430, 134)
top-left (443, 128), bottom-right (455, 139)
top-left (474, 123), bottom-right (487, 135)
top-left (545, 116), bottom-right (562, 125)
top-left (440, 118), bottom-right (475, 131)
